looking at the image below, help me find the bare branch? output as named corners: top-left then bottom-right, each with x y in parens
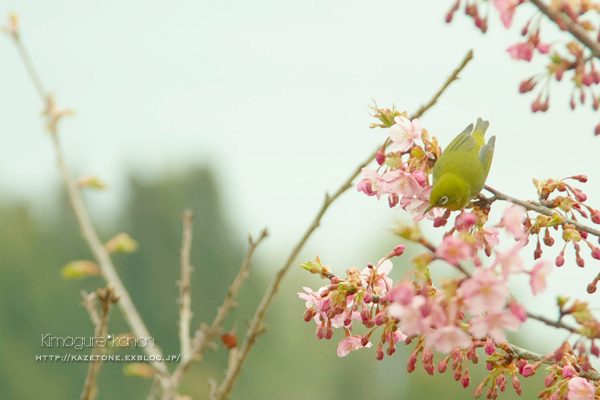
top-left (80, 286), bottom-right (120, 400)
top-left (208, 49), bottom-right (475, 400)
top-left (6, 26), bottom-right (171, 384)
top-left (167, 229), bottom-right (269, 398)
top-left (178, 210), bottom-right (194, 359)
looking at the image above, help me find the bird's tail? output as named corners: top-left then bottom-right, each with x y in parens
top-left (472, 118), bottom-right (490, 138)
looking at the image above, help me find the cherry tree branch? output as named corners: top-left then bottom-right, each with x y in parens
top-left (207, 49), bottom-right (475, 400)
top-left (178, 210), bottom-right (194, 359)
top-left (529, 0), bottom-right (600, 59)
top-left (6, 27), bottom-right (171, 385)
top-left (80, 286), bottom-right (119, 400)
top-left (167, 229), bottom-right (268, 398)
top-left (484, 185), bottom-right (600, 238)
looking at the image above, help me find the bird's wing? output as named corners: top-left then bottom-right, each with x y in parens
top-left (444, 123), bottom-right (476, 153)
top-left (478, 135), bottom-right (496, 178)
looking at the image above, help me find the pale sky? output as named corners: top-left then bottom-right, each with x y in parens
top-left (2, 0), bottom-right (600, 356)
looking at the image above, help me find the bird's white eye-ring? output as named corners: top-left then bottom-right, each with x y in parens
top-left (438, 196), bottom-right (449, 205)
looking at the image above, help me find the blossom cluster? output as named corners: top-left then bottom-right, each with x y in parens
top-left (447, 0), bottom-right (600, 134)
top-left (299, 111), bottom-right (600, 399)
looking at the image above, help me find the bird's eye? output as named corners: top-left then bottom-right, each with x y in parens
top-left (438, 196), bottom-right (449, 205)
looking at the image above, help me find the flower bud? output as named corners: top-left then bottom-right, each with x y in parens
top-left (461, 370), bottom-right (471, 388)
top-left (519, 78), bottom-right (536, 93)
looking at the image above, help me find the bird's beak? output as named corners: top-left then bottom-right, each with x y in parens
top-left (423, 204), bottom-right (435, 215)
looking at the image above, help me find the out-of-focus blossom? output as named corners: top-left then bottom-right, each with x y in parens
top-left (469, 312), bottom-right (521, 342)
top-left (530, 259), bottom-right (552, 295)
top-left (436, 235), bottom-right (471, 265)
top-left (493, 0), bottom-right (517, 28)
top-left (493, 239), bottom-right (526, 280)
top-left (567, 377), bottom-right (595, 400)
top-left (507, 41), bottom-right (534, 62)
top-left (425, 325), bottom-right (472, 353)
top-left (462, 268), bottom-right (509, 314)
top-left (389, 116), bottom-right (422, 153)
top-left (388, 295), bottom-right (429, 336)
top-left (502, 205), bottom-right (528, 239)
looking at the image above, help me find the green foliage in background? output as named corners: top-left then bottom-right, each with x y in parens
top-left (0, 167), bottom-right (543, 399)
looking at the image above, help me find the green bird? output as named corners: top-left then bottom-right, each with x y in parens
top-left (424, 118), bottom-right (495, 213)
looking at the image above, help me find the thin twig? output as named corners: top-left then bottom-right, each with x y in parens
top-left (14, 37), bottom-right (46, 100)
top-left (178, 210), bottom-right (194, 359)
top-left (7, 29), bottom-right (171, 385)
top-left (484, 185), bottom-right (600, 238)
top-left (80, 286), bottom-right (119, 400)
top-left (208, 49), bottom-right (475, 400)
top-left (167, 229), bottom-right (269, 398)
top-left (529, 0), bottom-right (600, 59)
top-left (526, 312), bottom-right (579, 334)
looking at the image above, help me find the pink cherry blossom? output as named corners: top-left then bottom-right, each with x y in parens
top-left (361, 259), bottom-right (393, 295)
top-left (385, 329), bottom-right (408, 344)
top-left (537, 42), bottom-right (551, 54)
top-left (461, 268), bottom-right (509, 314)
top-left (567, 377), bottom-right (595, 400)
top-left (388, 295), bottom-right (430, 336)
top-left (530, 259), bottom-right (552, 295)
top-left (469, 312), bottom-right (521, 342)
top-left (455, 212), bottom-right (477, 232)
top-left (502, 205), bottom-right (528, 239)
top-left (509, 301), bottom-right (527, 322)
top-left (493, 0), bottom-right (518, 28)
top-left (426, 325), bottom-right (472, 353)
top-left (337, 335), bottom-right (372, 357)
top-left (359, 168), bottom-right (387, 199)
top-left (387, 283), bottom-right (415, 305)
top-left (507, 41), bottom-right (534, 62)
top-left (389, 116), bottom-right (422, 153)
top-left (492, 239), bottom-right (526, 280)
top-left (357, 178), bottom-right (376, 197)
top-left (435, 235), bottom-right (471, 265)
top-left (383, 168), bottom-right (421, 197)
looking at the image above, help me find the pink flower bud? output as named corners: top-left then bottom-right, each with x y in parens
top-left (438, 359), bottom-right (448, 373)
top-left (592, 342), bottom-right (600, 357)
top-left (577, 256), bottom-right (585, 268)
top-left (512, 375), bottom-right (521, 390)
top-left (303, 308), bottom-right (315, 322)
top-left (386, 343), bottom-right (396, 356)
top-left (388, 193), bottom-right (399, 208)
top-left (519, 78), bottom-right (536, 93)
top-left (422, 347), bottom-right (434, 364)
top-left (374, 311), bottom-right (387, 326)
top-left (461, 371), bottom-right (471, 388)
top-left (521, 364), bottom-right (535, 377)
top-left (556, 254), bottom-right (565, 267)
top-left (316, 326), bottom-right (324, 339)
top-left (324, 326), bottom-right (334, 339)
top-left (375, 150), bottom-right (386, 165)
top-left (592, 247), bottom-right (600, 260)
top-left (591, 209), bottom-right (600, 224)
top-left (375, 343), bottom-right (384, 361)
top-left (485, 338), bottom-right (495, 355)
top-left (544, 372), bottom-right (556, 387)
top-left (561, 365), bottom-right (575, 378)
top-left (587, 283), bottom-right (597, 294)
